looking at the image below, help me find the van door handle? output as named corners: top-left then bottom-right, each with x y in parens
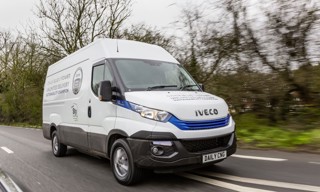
top-left (88, 106), bottom-right (92, 118)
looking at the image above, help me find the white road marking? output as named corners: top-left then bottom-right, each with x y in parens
top-left (309, 162), bottom-right (320, 165)
top-left (232, 154), bottom-right (287, 161)
top-left (177, 173), bottom-right (275, 192)
top-left (24, 128), bottom-right (41, 131)
top-left (197, 171), bottom-right (320, 192)
top-left (1, 146), bottom-right (14, 154)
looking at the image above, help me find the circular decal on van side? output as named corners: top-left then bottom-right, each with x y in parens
top-left (72, 68), bottom-right (83, 95)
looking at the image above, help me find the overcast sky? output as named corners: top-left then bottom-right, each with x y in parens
top-left (0, 0), bottom-right (204, 32)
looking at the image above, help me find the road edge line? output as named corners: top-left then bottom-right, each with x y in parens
top-left (1, 146), bottom-right (14, 154)
top-left (197, 171), bottom-right (320, 192)
top-left (177, 173), bottom-right (275, 192)
top-left (232, 154), bottom-right (287, 161)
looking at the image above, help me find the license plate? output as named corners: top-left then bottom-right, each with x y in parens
top-left (202, 150), bottom-right (227, 163)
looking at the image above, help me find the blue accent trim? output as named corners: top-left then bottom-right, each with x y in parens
top-left (115, 99), bottom-right (131, 109)
top-left (168, 114), bottom-right (230, 130)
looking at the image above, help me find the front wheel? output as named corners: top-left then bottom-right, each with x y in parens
top-left (51, 130), bottom-right (67, 157)
top-left (111, 139), bottom-right (143, 185)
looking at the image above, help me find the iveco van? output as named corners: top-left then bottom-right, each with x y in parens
top-left (42, 39), bottom-right (236, 185)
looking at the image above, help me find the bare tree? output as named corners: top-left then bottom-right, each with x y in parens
top-left (0, 31), bottom-right (47, 124)
top-left (177, 5), bottom-right (235, 83)
top-left (0, 32), bottom-right (17, 93)
top-left (120, 24), bottom-right (175, 54)
top-left (37, 0), bottom-right (132, 56)
top-left (220, 0), bottom-right (320, 121)
top-left (234, 0), bottom-right (320, 102)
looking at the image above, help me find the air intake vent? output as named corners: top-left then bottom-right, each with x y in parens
top-left (180, 134), bottom-right (232, 153)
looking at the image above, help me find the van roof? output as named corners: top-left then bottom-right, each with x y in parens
top-left (47, 38), bottom-right (179, 76)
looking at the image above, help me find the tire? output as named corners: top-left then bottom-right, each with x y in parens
top-left (51, 130), bottom-right (67, 157)
top-left (111, 138), bottom-right (143, 185)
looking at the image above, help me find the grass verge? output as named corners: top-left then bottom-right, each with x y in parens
top-left (235, 113), bottom-right (320, 153)
top-left (0, 122), bottom-right (41, 129)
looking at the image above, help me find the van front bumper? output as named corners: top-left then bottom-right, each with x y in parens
top-left (127, 132), bottom-right (236, 173)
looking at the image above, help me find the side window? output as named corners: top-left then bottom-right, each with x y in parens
top-left (104, 64), bottom-right (113, 83)
top-left (92, 65), bottom-right (104, 95)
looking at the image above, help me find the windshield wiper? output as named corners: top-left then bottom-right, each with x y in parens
top-left (180, 84), bottom-right (199, 90)
top-left (147, 85), bottom-right (177, 91)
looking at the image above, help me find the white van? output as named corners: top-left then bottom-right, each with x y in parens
top-left (42, 39), bottom-right (236, 185)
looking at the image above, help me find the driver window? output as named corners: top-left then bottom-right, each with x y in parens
top-left (92, 65), bottom-right (104, 95)
top-left (104, 64), bottom-right (113, 83)
top-left (92, 63), bottom-right (114, 96)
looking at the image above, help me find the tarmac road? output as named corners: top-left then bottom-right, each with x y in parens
top-left (0, 125), bottom-right (319, 192)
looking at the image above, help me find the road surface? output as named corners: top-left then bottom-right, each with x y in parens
top-left (0, 125), bottom-right (319, 192)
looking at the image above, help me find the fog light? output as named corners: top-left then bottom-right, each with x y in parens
top-left (151, 146), bottom-right (164, 156)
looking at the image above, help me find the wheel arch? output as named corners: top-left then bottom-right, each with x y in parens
top-left (106, 129), bottom-right (128, 158)
top-left (50, 123), bottom-right (58, 139)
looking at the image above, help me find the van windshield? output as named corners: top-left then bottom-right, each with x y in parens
top-left (113, 59), bottom-right (200, 91)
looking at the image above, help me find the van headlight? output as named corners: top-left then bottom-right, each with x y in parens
top-left (129, 102), bottom-right (171, 122)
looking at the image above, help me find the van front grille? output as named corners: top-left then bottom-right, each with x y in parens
top-left (180, 134), bottom-right (232, 153)
top-left (168, 115), bottom-right (230, 130)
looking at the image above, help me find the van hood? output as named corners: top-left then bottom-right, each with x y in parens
top-left (124, 91), bottom-right (229, 121)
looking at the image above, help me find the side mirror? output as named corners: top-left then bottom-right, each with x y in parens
top-left (199, 83), bottom-right (205, 91)
top-left (99, 80), bottom-right (112, 101)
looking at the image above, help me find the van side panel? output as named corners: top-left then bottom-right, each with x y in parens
top-left (43, 59), bottom-right (91, 149)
